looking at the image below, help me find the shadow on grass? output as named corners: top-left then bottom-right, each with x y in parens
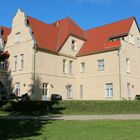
top-left (0, 100), bottom-right (65, 116)
top-left (0, 101), bottom-right (65, 140)
top-left (0, 119), bottom-right (51, 140)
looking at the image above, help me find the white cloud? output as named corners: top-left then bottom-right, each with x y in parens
top-left (78, 0), bottom-right (112, 4)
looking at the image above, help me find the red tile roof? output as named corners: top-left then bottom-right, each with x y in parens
top-left (27, 16), bottom-right (59, 52)
top-left (51, 17), bottom-right (86, 51)
top-left (27, 16), bottom-right (135, 56)
top-left (0, 26), bottom-right (11, 42)
top-left (78, 17), bottom-right (134, 56)
top-left (27, 16), bottom-right (86, 52)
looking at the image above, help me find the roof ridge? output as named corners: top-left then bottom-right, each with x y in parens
top-left (86, 16), bottom-right (135, 32)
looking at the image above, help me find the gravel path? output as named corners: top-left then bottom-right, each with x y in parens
top-left (1, 114), bottom-right (140, 120)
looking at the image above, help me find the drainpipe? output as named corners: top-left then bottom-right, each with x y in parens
top-left (118, 48), bottom-right (122, 99)
top-left (33, 43), bottom-right (37, 100)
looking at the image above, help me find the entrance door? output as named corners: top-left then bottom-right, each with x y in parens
top-left (42, 83), bottom-right (49, 100)
top-left (127, 83), bottom-right (131, 99)
top-left (15, 83), bottom-right (20, 96)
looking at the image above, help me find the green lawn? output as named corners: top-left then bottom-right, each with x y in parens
top-left (1, 100), bottom-right (140, 116)
top-left (0, 119), bottom-right (140, 140)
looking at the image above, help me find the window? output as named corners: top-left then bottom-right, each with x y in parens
top-left (0, 61), bottom-right (6, 70)
top-left (63, 59), bottom-right (67, 74)
top-left (80, 62), bottom-right (85, 73)
top-left (137, 38), bottom-right (140, 48)
top-left (15, 32), bottom-right (20, 43)
top-left (98, 59), bottom-right (104, 71)
top-left (127, 83), bottom-right (131, 98)
top-left (19, 54), bottom-right (24, 70)
top-left (71, 40), bottom-right (76, 51)
top-left (129, 34), bottom-right (134, 44)
top-left (80, 85), bottom-right (83, 99)
top-left (67, 85), bottom-right (73, 99)
top-left (15, 82), bottom-right (20, 96)
top-left (69, 61), bottom-right (73, 74)
top-left (126, 58), bottom-right (130, 73)
top-left (42, 83), bottom-right (49, 95)
top-left (13, 56), bottom-right (17, 71)
top-left (105, 83), bottom-right (113, 98)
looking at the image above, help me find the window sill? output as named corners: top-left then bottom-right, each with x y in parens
top-left (97, 69), bottom-right (104, 71)
top-left (127, 72), bottom-right (130, 74)
top-left (105, 97), bottom-right (113, 99)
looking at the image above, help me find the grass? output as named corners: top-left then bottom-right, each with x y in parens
top-left (53, 100), bottom-right (140, 115)
top-left (1, 100), bottom-right (140, 116)
top-left (0, 119), bottom-right (140, 140)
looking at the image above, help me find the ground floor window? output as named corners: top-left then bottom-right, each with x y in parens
top-left (105, 83), bottom-right (113, 98)
top-left (15, 82), bottom-right (20, 96)
top-left (127, 83), bottom-right (131, 98)
top-left (66, 85), bottom-right (73, 99)
top-left (42, 83), bottom-right (49, 95)
top-left (80, 85), bottom-right (83, 99)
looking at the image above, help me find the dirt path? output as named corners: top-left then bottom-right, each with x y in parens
top-left (1, 114), bottom-right (140, 120)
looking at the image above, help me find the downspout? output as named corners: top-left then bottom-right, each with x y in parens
top-left (33, 43), bottom-right (37, 100)
top-left (118, 48), bottom-right (122, 99)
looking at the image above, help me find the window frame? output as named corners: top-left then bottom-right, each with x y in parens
top-left (105, 83), bottom-right (113, 98)
top-left (71, 40), bottom-right (77, 51)
top-left (19, 54), bottom-right (24, 71)
top-left (69, 60), bottom-right (73, 75)
top-left (126, 58), bottom-right (130, 73)
top-left (97, 59), bottom-right (104, 71)
top-left (63, 59), bottom-right (67, 74)
top-left (80, 62), bottom-right (85, 73)
top-left (13, 55), bottom-right (17, 72)
top-left (15, 32), bottom-right (20, 43)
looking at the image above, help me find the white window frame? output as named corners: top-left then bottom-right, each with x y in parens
top-left (71, 40), bottom-right (77, 51)
top-left (19, 54), bottom-right (24, 71)
top-left (0, 61), bottom-right (6, 70)
top-left (80, 85), bottom-right (83, 99)
top-left (15, 32), bottom-right (20, 43)
top-left (67, 85), bottom-right (73, 99)
top-left (105, 83), bottom-right (113, 98)
top-left (63, 59), bottom-right (67, 74)
top-left (137, 38), bottom-right (140, 48)
top-left (129, 34), bottom-right (134, 44)
top-left (13, 56), bottom-right (17, 72)
top-left (98, 59), bottom-right (104, 71)
top-left (15, 82), bottom-right (20, 97)
top-left (127, 83), bottom-right (131, 98)
top-left (126, 58), bottom-right (130, 73)
top-left (80, 62), bottom-right (85, 73)
top-left (42, 83), bottom-right (49, 96)
top-left (69, 60), bottom-right (73, 75)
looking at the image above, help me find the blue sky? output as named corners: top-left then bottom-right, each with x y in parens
top-left (0, 0), bottom-right (140, 30)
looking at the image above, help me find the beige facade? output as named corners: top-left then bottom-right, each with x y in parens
top-left (5, 9), bottom-right (140, 100)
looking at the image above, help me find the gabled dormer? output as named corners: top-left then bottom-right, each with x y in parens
top-left (52, 17), bottom-right (86, 57)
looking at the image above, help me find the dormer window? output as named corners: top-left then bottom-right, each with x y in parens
top-left (15, 32), bottom-right (20, 43)
top-left (71, 40), bottom-right (77, 51)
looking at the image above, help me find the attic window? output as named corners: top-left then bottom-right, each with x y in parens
top-left (71, 40), bottom-right (77, 51)
top-left (15, 32), bottom-right (20, 43)
top-left (129, 34), bottom-right (134, 44)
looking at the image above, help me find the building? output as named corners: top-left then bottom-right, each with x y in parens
top-left (5, 9), bottom-right (140, 100)
top-left (0, 26), bottom-right (10, 99)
